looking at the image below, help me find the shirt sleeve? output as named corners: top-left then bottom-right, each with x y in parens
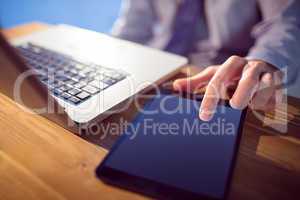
top-left (246, 0), bottom-right (300, 85)
top-left (110, 0), bottom-right (157, 44)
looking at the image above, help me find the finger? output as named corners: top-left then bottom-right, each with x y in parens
top-left (173, 66), bottom-right (217, 92)
top-left (200, 56), bottom-right (247, 121)
top-left (250, 73), bottom-right (274, 110)
top-left (230, 62), bottom-right (269, 109)
top-left (199, 78), bottom-right (221, 121)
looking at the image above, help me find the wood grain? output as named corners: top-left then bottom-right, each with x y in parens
top-left (1, 22), bottom-right (50, 39)
top-left (0, 22), bottom-right (300, 200)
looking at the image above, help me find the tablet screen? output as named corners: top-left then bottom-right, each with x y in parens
top-left (96, 93), bottom-right (246, 200)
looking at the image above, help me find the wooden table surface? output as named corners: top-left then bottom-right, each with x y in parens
top-left (0, 23), bottom-right (300, 200)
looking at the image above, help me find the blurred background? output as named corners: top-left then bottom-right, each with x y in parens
top-left (0, 0), bottom-right (121, 33)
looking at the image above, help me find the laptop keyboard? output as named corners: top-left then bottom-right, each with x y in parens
top-left (16, 43), bottom-right (128, 105)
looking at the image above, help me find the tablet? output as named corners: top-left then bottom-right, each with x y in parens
top-left (96, 91), bottom-right (247, 200)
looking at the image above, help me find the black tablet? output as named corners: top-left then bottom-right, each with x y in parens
top-left (96, 91), bottom-right (247, 200)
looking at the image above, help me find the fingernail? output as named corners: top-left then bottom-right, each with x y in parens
top-left (199, 110), bottom-right (213, 121)
top-left (173, 81), bottom-right (180, 91)
top-left (229, 99), bottom-right (242, 109)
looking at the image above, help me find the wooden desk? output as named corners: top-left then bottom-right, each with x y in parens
top-left (0, 23), bottom-right (300, 200)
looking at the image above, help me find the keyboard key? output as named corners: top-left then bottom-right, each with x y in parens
top-left (110, 73), bottom-right (127, 81)
top-left (52, 81), bottom-right (64, 88)
top-left (48, 85), bottom-right (55, 91)
top-left (55, 69), bottom-right (65, 75)
top-left (47, 67), bottom-right (57, 73)
top-left (55, 75), bottom-right (69, 81)
top-left (73, 63), bottom-right (85, 70)
top-left (53, 88), bottom-right (63, 95)
top-left (64, 79), bottom-right (76, 85)
top-left (56, 61), bottom-right (69, 68)
top-left (102, 77), bottom-right (117, 85)
top-left (69, 68), bottom-right (79, 74)
top-left (82, 85), bottom-right (100, 94)
top-left (89, 80), bottom-right (109, 90)
top-left (68, 88), bottom-right (81, 96)
top-left (81, 76), bottom-right (94, 83)
top-left (71, 75), bottom-right (84, 82)
top-left (76, 91), bottom-right (91, 100)
top-left (88, 80), bottom-right (100, 88)
top-left (68, 96), bottom-right (81, 104)
top-left (59, 85), bottom-right (72, 92)
top-left (61, 92), bottom-right (72, 99)
top-left (64, 71), bottom-right (76, 79)
top-left (74, 82), bottom-right (86, 89)
top-left (80, 68), bottom-right (95, 75)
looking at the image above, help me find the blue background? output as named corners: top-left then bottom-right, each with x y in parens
top-left (0, 0), bottom-right (122, 33)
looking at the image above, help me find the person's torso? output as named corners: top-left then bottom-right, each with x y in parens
top-left (155, 0), bottom-right (261, 66)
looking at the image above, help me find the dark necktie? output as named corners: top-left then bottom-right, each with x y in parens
top-left (165, 0), bottom-right (202, 56)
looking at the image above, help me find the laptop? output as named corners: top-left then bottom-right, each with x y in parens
top-left (0, 24), bottom-right (187, 136)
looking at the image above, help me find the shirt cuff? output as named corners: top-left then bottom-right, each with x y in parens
top-left (246, 48), bottom-right (298, 86)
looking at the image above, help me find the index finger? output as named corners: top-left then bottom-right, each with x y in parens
top-left (199, 78), bottom-right (221, 121)
top-left (199, 56), bottom-right (247, 121)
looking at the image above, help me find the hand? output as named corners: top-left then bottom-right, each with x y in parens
top-left (173, 56), bottom-right (283, 121)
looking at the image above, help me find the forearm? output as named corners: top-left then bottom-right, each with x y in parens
top-left (247, 0), bottom-right (300, 85)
